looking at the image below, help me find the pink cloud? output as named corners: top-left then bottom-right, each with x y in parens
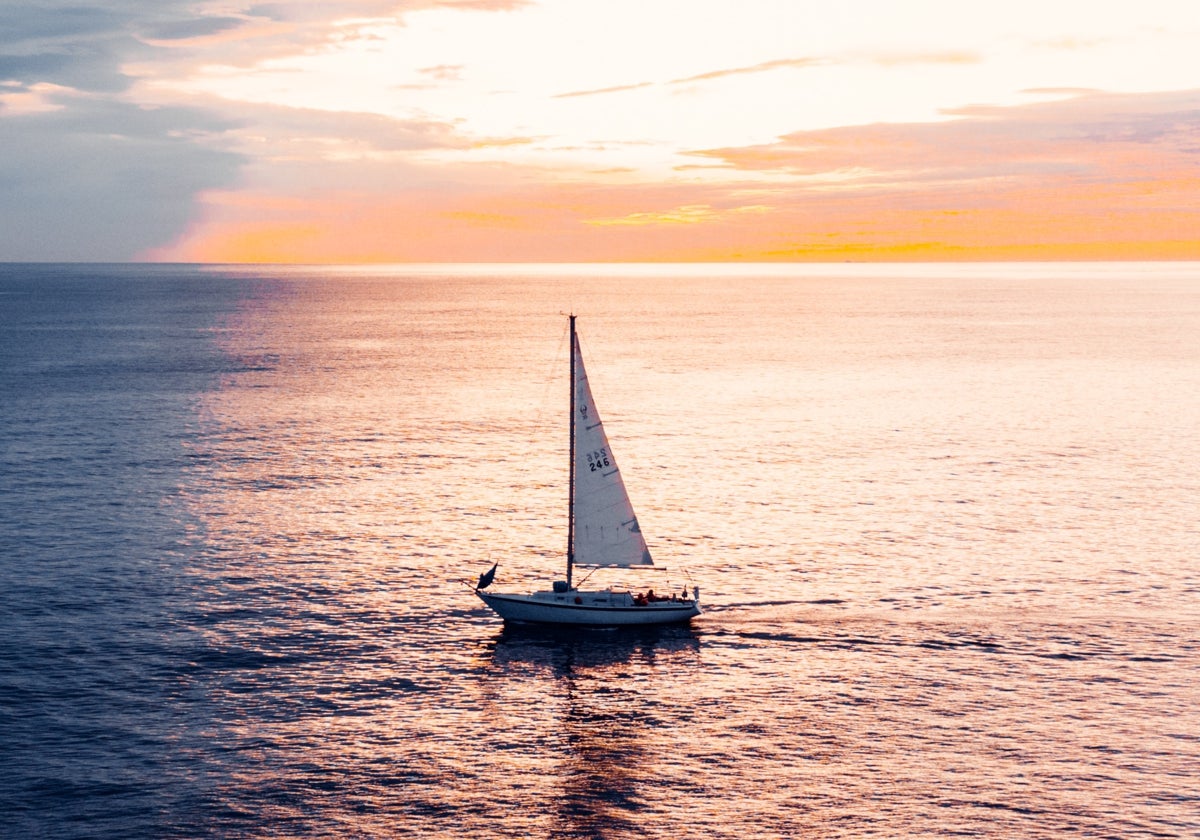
top-left (151, 89), bottom-right (1200, 263)
top-left (689, 89), bottom-right (1200, 189)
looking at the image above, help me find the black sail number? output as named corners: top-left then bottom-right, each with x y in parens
top-left (587, 448), bottom-right (611, 472)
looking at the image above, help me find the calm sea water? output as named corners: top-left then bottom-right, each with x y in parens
top-left (1, 262), bottom-right (1197, 839)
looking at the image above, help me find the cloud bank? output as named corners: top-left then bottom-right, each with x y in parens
top-left (1, 0), bottom-right (1198, 261)
top-left (0, 1), bottom-right (515, 260)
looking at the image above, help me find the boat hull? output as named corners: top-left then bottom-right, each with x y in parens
top-left (477, 590), bottom-right (700, 627)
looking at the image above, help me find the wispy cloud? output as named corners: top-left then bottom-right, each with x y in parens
top-left (212, 98), bottom-right (473, 159)
top-left (0, 81), bottom-right (74, 115)
top-left (864, 50), bottom-right (980, 67)
top-left (419, 64), bottom-right (465, 81)
top-left (553, 57), bottom-right (822, 100)
top-left (139, 16), bottom-right (249, 43)
top-left (669, 57), bottom-right (826, 85)
top-left (689, 89), bottom-right (1200, 186)
top-left (554, 50), bottom-right (965, 101)
top-left (554, 81), bottom-right (654, 99)
top-left (586, 204), bottom-right (771, 227)
top-left (469, 135), bottom-right (540, 149)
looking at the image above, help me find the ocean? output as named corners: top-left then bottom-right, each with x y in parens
top-left (1, 262), bottom-right (1197, 838)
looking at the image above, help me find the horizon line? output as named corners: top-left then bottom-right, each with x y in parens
top-left (3, 258), bottom-right (1199, 267)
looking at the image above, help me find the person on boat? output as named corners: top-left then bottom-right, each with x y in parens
top-left (634, 591), bottom-right (648, 606)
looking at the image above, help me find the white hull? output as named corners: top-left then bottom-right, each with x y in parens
top-left (477, 589), bottom-right (700, 627)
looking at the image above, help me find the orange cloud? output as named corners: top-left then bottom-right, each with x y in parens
top-left (152, 170), bottom-right (1199, 263)
top-left (586, 204), bottom-right (772, 227)
top-left (866, 50), bottom-right (981, 67)
top-left (149, 89), bottom-right (1200, 263)
top-left (418, 64), bottom-right (465, 81)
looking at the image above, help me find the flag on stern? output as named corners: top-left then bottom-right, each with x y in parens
top-left (476, 563), bottom-right (498, 590)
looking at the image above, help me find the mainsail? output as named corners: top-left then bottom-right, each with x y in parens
top-left (571, 333), bottom-right (653, 568)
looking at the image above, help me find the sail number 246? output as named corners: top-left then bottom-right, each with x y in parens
top-left (586, 449), bottom-right (611, 472)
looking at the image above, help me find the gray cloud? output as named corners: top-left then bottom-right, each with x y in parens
top-left (141, 16), bottom-right (250, 42)
top-left (0, 97), bottom-right (243, 260)
top-left (0, 1), bottom-right (485, 260)
top-left (0, 4), bottom-right (148, 93)
top-left (0, 4), bottom-right (127, 43)
top-left (0, 3), bottom-right (245, 259)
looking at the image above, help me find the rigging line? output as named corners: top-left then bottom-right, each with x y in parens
top-left (519, 317), bottom-right (571, 461)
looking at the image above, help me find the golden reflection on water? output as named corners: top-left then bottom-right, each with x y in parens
top-left (480, 629), bottom-right (702, 837)
top-left (170, 265), bottom-right (1200, 838)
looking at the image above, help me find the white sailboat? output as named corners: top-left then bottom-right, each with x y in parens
top-left (476, 315), bottom-right (700, 627)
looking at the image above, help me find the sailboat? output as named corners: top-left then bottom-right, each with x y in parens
top-left (475, 315), bottom-right (700, 627)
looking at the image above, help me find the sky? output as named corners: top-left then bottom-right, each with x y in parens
top-left (1, 0), bottom-right (1198, 262)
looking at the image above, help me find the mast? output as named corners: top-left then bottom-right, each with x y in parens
top-left (566, 314), bottom-right (576, 589)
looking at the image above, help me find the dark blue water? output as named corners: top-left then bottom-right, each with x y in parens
top-left (1, 266), bottom-right (247, 836)
top-left (2, 263), bottom-right (1198, 838)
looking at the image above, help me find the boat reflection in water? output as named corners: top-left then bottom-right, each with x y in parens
top-left (481, 625), bottom-right (702, 835)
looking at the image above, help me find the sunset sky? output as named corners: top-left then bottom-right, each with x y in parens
top-left (2, 0), bottom-right (1198, 262)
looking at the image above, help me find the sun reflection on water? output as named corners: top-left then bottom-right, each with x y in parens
top-left (161, 265), bottom-right (1200, 838)
top-left (480, 627), bottom-right (702, 836)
